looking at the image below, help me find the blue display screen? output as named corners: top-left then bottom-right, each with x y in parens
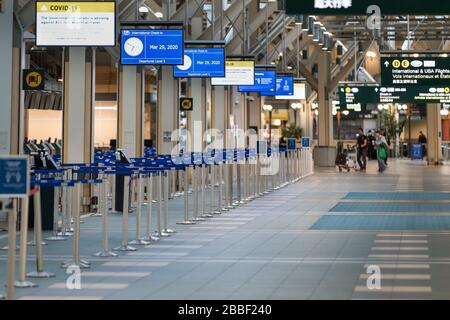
top-left (174, 48), bottom-right (225, 78)
top-left (121, 29), bottom-right (184, 65)
top-left (237, 70), bottom-right (276, 92)
top-left (260, 76), bottom-right (294, 96)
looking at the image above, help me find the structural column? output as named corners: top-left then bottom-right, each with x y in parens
top-left (426, 104), bottom-right (442, 165)
top-left (314, 50), bottom-right (335, 166)
top-left (62, 48), bottom-right (95, 164)
top-left (188, 78), bottom-right (206, 152)
top-left (157, 66), bottom-right (178, 155)
top-left (0, 0), bottom-right (21, 155)
top-left (118, 65), bottom-right (144, 158)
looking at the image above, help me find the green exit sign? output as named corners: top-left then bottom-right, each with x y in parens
top-left (286, 0), bottom-right (450, 15)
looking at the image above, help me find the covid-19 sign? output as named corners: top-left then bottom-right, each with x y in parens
top-left (36, 1), bottom-right (116, 47)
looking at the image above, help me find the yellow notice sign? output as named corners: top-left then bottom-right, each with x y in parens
top-left (37, 2), bottom-right (115, 13)
top-left (225, 61), bottom-right (254, 68)
top-left (36, 1), bottom-right (116, 46)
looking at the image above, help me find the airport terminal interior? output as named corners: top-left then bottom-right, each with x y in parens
top-left (1, 0), bottom-right (450, 303)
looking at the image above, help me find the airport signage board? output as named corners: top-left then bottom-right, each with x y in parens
top-left (287, 138), bottom-right (297, 151)
top-left (301, 137), bottom-right (311, 149)
top-left (286, 0), bottom-right (450, 15)
top-left (276, 82), bottom-right (306, 100)
top-left (339, 85), bottom-right (379, 105)
top-left (381, 57), bottom-right (450, 87)
top-left (0, 156), bottom-right (29, 198)
top-left (261, 76), bottom-right (294, 97)
top-left (179, 97), bottom-right (193, 111)
top-left (36, 1), bottom-right (116, 47)
top-left (338, 84), bottom-right (450, 105)
top-left (22, 69), bottom-right (45, 91)
top-left (121, 29), bottom-right (184, 65)
top-left (238, 70), bottom-right (276, 93)
top-left (379, 86), bottom-right (450, 104)
top-left (174, 48), bottom-right (225, 78)
top-left (211, 61), bottom-right (255, 86)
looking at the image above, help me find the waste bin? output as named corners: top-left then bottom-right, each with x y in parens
top-left (411, 144), bottom-right (423, 160)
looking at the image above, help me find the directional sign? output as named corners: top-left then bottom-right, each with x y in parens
top-left (381, 57), bottom-right (450, 87)
top-left (23, 69), bottom-right (45, 91)
top-left (121, 29), bottom-right (184, 65)
top-left (379, 86), bottom-right (450, 104)
top-left (286, 0), bottom-right (450, 15)
top-left (174, 48), bottom-right (225, 78)
top-left (0, 156), bottom-right (29, 198)
top-left (179, 97), bottom-right (193, 111)
top-left (339, 84), bottom-right (450, 105)
top-left (339, 85), bottom-right (379, 105)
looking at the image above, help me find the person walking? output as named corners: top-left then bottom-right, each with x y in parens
top-left (367, 130), bottom-right (376, 160)
top-left (356, 128), bottom-right (368, 171)
top-left (418, 131), bottom-right (427, 158)
top-left (375, 130), bottom-right (388, 173)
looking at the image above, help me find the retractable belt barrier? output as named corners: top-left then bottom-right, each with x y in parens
top-left (6, 147), bottom-right (313, 296)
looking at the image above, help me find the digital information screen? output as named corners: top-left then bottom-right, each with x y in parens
top-left (36, 1), bottom-right (116, 47)
top-left (261, 76), bottom-right (294, 97)
top-left (237, 70), bottom-right (276, 93)
top-left (174, 48), bottom-right (225, 78)
top-left (211, 61), bottom-right (255, 86)
top-left (121, 29), bottom-right (184, 65)
top-left (276, 82), bottom-right (306, 100)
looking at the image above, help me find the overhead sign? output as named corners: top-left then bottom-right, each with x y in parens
top-left (276, 82), bottom-right (306, 100)
top-left (339, 85), bottom-right (379, 105)
top-left (36, 1), bottom-right (116, 47)
top-left (338, 84), bottom-right (450, 105)
top-left (286, 0), bottom-right (450, 15)
top-left (381, 57), bottom-right (450, 87)
top-left (0, 156), bottom-right (29, 198)
top-left (174, 48), bottom-right (225, 78)
top-left (179, 97), bottom-right (193, 111)
top-left (238, 70), bottom-right (276, 93)
top-left (121, 29), bottom-right (184, 65)
top-left (23, 69), bottom-right (45, 91)
top-left (211, 61), bottom-right (255, 86)
top-left (379, 86), bottom-right (450, 104)
top-left (261, 76), bottom-right (294, 97)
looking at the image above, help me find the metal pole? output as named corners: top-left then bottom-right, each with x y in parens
top-left (6, 201), bottom-right (17, 300)
top-left (192, 166), bottom-right (204, 221)
top-left (130, 174), bottom-right (150, 245)
top-left (28, 189), bottom-right (57, 277)
top-left (155, 171), bottom-right (170, 236)
top-left (143, 174), bottom-right (160, 241)
top-left (114, 176), bottom-right (137, 251)
top-left (93, 177), bottom-right (118, 257)
top-left (163, 172), bottom-right (175, 233)
top-left (15, 196), bottom-right (37, 288)
top-left (178, 168), bottom-right (195, 224)
top-left (200, 165), bottom-right (212, 218)
top-left (218, 162), bottom-right (224, 211)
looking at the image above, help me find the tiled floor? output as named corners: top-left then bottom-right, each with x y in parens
top-left (2, 159), bottom-right (450, 299)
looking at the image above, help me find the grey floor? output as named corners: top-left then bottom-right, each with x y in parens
top-left (2, 159), bottom-right (450, 300)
